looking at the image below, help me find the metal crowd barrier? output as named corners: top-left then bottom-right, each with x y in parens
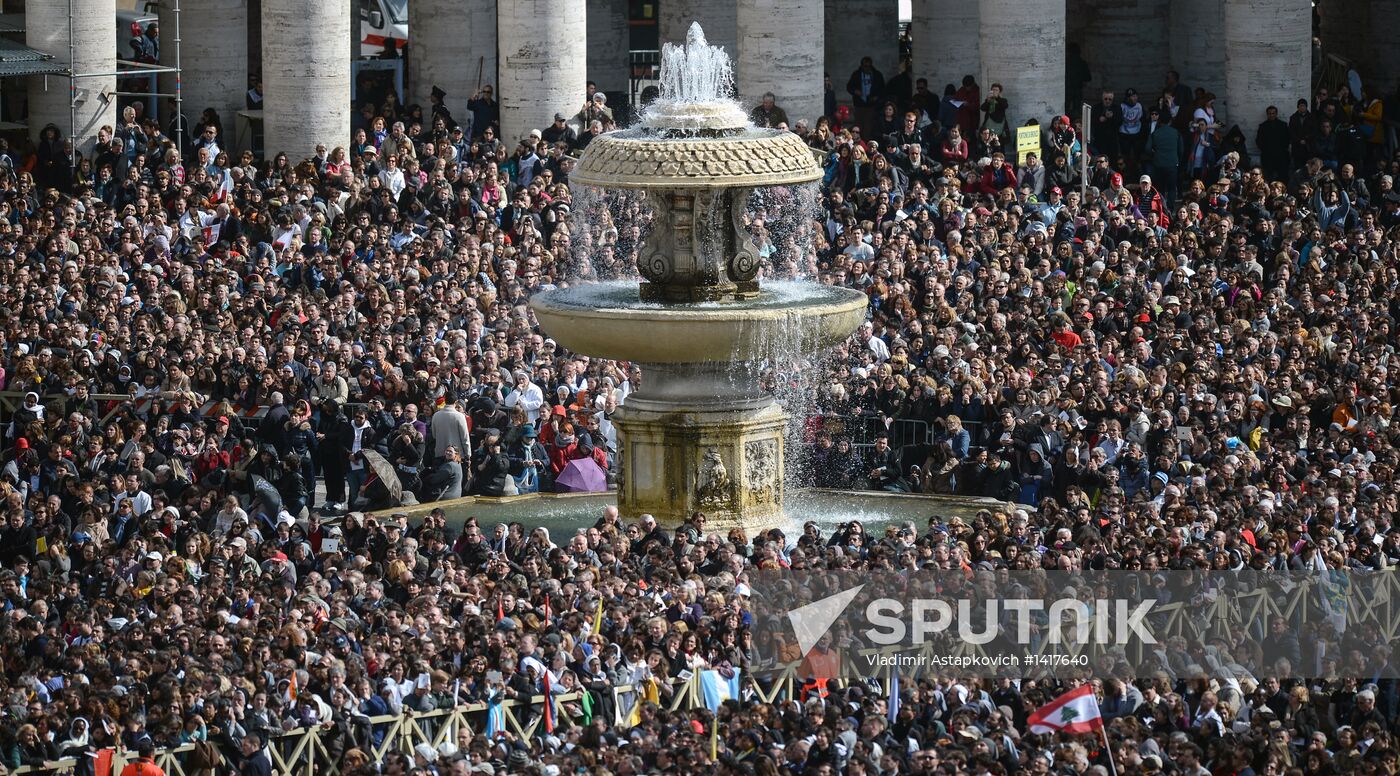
top-left (9, 677), bottom-right (705, 776)
top-left (808, 414), bottom-right (992, 455)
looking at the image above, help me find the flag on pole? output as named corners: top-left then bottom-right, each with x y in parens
top-left (497, 596), bottom-right (504, 622)
top-left (93, 748), bottom-right (113, 776)
top-left (544, 594), bottom-right (551, 623)
top-left (579, 688), bottom-right (595, 725)
top-left (699, 669), bottom-right (742, 712)
top-left (1027, 685), bottom-right (1105, 735)
top-left (592, 595), bottom-right (604, 636)
top-left (486, 688), bottom-right (505, 739)
top-left (887, 669), bottom-right (900, 725)
top-left (710, 716), bottom-right (719, 760)
top-left (284, 672), bottom-right (298, 705)
top-left (541, 671), bottom-right (556, 734)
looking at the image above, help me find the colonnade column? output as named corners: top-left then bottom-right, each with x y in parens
top-left (1361, 2), bottom-right (1400, 94)
top-left (1316, 0), bottom-right (1367, 69)
top-left (979, 0), bottom-right (1064, 128)
top-left (587, 0), bottom-right (631, 110)
top-left (409, 0), bottom-right (495, 118)
top-left (737, 0), bottom-right (824, 127)
top-left (498, 0), bottom-right (587, 145)
top-left (1224, 0), bottom-right (1310, 146)
top-left (1315, 1), bottom-right (1400, 96)
top-left (910, 0), bottom-right (978, 94)
top-left (262, 0), bottom-right (350, 161)
top-left (159, 0), bottom-right (248, 149)
top-left (27, 0), bottom-right (117, 151)
top-left (824, 0), bottom-right (899, 97)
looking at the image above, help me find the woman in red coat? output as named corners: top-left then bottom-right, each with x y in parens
top-left (547, 422), bottom-right (582, 476)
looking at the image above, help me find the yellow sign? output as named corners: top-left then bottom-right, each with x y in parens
top-left (1015, 125), bottom-right (1041, 165)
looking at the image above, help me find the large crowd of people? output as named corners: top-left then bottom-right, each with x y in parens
top-left (3, 20), bottom-right (1400, 776)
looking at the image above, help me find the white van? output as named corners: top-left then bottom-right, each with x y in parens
top-left (358, 0), bottom-right (409, 58)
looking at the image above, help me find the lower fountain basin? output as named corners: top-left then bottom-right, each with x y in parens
top-left (528, 281), bottom-right (869, 364)
top-left (373, 489), bottom-right (1016, 537)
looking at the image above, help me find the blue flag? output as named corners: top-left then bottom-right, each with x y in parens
top-left (700, 669), bottom-right (741, 712)
top-left (887, 670), bottom-right (900, 725)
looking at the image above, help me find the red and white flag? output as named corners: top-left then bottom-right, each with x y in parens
top-left (1027, 685), bottom-right (1104, 735)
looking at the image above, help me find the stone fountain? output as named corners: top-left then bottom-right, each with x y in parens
top-left (529, 24), bottom-right (868, 531)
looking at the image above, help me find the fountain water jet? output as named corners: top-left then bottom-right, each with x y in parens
top-left (529, 23), bottom-right (867, 530)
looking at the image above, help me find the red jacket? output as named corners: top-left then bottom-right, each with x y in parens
top-left (979, 162), bottom-right (1019, 194)
top-left (1135, 188), bottom-right (1170, 226)
top-left (547, 439), bottom-right (582, 476)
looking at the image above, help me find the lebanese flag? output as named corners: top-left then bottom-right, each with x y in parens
top-left (1027, 685), bottom-right (1104, 734)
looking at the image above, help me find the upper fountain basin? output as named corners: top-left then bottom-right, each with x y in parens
top-left (570, 128), bottom-right (823, 190)
top-left (529, 281), bottom-right (868, 363)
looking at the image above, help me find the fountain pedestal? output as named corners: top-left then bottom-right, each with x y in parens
top-left (613, 363), bottom-right (786, 529)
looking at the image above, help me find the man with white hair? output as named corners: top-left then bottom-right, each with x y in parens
top-left (258, 391), bottom-right (291, 455)
top-left (858, 321), bottom-right (890, 363)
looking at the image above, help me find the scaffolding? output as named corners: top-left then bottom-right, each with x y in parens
top-left (59, 0), bottom-right (185, 158)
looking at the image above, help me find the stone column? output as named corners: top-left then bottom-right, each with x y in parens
top-left (1317, 0), bottom-right (1367, 67)
top-left (660, 0), bottom-right (737, 77)
top-left (409, 0), bottom-right (495, 116)
top-left (1169, 0), bottom-right (1224, 100)
top-left (27, 0), bottom-right (117, 150)
top-left (159, 0), bottom-right (248, 149)
top-left (263, 0), bottom-right (350, 161)
top-left (825, 0), bottom-right (899, 96)
top-left (1329, 2), bottom-right (1400, 92)
top-left (980, 0), bottom-right (1063, 128)
top-left (1224, 0), bottom-right (1310, 144)
top-left (1365, 3), bottom-right (1400, 92)
top-left (498, 0), bottom-right (587, 145)
top-left (586, 0), bottom-right (630, 109)
top-left (1070, 0), bottom-right (1170, 96)
top-left (911, 0), bottom-right (979, 92)
top-left (737, 0), bottom-right (824, 126)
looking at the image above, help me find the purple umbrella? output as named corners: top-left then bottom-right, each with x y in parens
top-left (554, 457), bottom-right (608, 493)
